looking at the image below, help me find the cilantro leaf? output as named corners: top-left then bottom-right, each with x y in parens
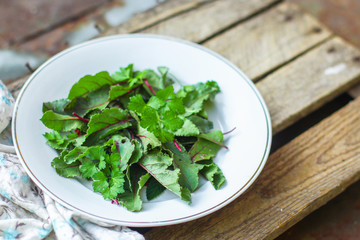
top-left (102, 169), bottom-right (126, 199)
top-left (127, 95), bottom-right (146, 115)
top-left (79, 159), bottom-right (99, 179)
top-left (92, 172), bottom-right (109, 193)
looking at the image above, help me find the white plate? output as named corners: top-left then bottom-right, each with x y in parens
top-left (12, 34), bottom-right (272, 227)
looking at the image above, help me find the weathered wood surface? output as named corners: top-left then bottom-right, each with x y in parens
top-left (140, 0), bottom-right (280, 43)
top-left (5, 0), bottom-right (360, 239)
top-left (102, 0), bottom-right (211, 35)
top-left (257, 37), bottom-right (360, 133)
top-left (203, 2), bottom-right (332, 80)
top-left (145, 92), bottom-right (360, 240)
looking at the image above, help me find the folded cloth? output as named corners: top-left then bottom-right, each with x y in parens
top-left (0, 81), bottom-right (144, 240)
top-left (0, 80), bottom-right (14, 134)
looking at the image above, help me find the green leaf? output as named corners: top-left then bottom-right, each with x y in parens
top-left (102, 170), bottom-right (126, 199)
top-left (178, 81), bottom-right (220, 116)
top-left (85, 146), bottom-right (107, 170)
top-left (64, 146), bottom-right (88, 164)
top-left (161, 111), bottom-right (184, 131)
top-left (51, 151), bottom-right (81, 178)
top-left (146, 176), bottom-right (165, 201)
top-left (42, 98), bottom-right (70, 114)
top-left (65, 86), bottom-right (110, 117)
top-left (139, 150), bottom-right (191, 204)
top-left (92, 172), bottom-right (109, 193)
top-left (111, 64), bottom-right (133, 82)
top-left (117, 164), bottom-right (150, 212)
top-left (188, 115), bottom-right (213, 133)
top-left (79, 159), bottom-right (99, 179)
top-left (158, 66), bottom-right (169, 86)
top-left (112, 136), bottom-right (135, 171)
top-left (109, 85), bottom-right (136, 101)
top-left (43, 131), bottom-right (68, 150)
top-left (41, 110), bottom-right (84, 131)
top-left (85, 108), bottom-right (132, 143)
top-left (127, 94), bottom-right (146, 115)
top-left (189, 130), bottom-right (224, 162)
top-left (142, 69), bottom-right (164, 90)
top-left (66, 134), bottom-right (87, 147)
top-left (68, 71), bottom-right (115, 100)
top-left (199, 162), bottom-right (225, 190)
top-left (129, 139), bottom-right (143, 164)
top-left (106, 152), bottom-right (121, 169)
top-left (165, 141), bottom-right (200, 192)
top-left (137, 125), bottom-right (161, 153)
top-left (174, 118), bottom-right (200, 137)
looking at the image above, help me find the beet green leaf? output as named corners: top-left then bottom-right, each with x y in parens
top-left (41, 110), bottom-right (84, 132)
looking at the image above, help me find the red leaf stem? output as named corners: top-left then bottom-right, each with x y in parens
top-left (72, 112), bottom-right (89, 123)
top-left (143, 78), bottom-right (156, 95)
top-left (173, 140), bottom-right (182, 152)
top-left (223, 127), bottom-right (236, 135)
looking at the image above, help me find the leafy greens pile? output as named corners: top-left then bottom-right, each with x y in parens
top-left (40, 64), bottom-right (227, 212)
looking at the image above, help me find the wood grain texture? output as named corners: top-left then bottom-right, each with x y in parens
top-left (256, 37), bottom-right (360, 133)
top-left (204, 2), bottom-right (332, 80)
top-left (7, 75), bottom-right (29, 99)
top-left (141, 0), bottom-right (280, 42)
top-left (102, 0), bottom-right (211, 35)
top-left (145, 91), bottom-right (360, 240)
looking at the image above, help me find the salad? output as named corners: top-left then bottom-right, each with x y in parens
top-left (40, 64), bottom-right (227, 212)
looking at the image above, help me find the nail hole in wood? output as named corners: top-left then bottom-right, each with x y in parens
top-left (284, 14), bottom-right (293, 22)
top-left (312, 26), bottom-right (322, 33)
top-left (353, 56), bottom-right (360, 62)
top-left (327, 47), bottom-right (336, 53)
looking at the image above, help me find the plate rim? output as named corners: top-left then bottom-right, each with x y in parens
top-left (12, 33), bottom-right (272, 227)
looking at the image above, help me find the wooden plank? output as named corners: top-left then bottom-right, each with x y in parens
top-left (102, 0), bottom-right (212, 35)
top-left (203, 2), bottom-right (332, 80)
top-left (256, 37), bottom-right (360, 133)
top-left (7, 75), bottom-right (29, 99)
top-left (141, 0), bottom-right (280, 43)
top-left (145, 88), bottom-right (360, 240)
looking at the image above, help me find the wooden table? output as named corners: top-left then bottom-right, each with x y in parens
top-left (6, 0), bottom-right (360, 239)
